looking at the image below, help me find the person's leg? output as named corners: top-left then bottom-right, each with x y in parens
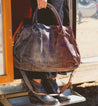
top-left (41, 0), bottom-right (70, 103)
top-left (26, 71), bottom-right (59, 105)
top-left (28, 75), bottom-right (59, 105)
top-left (42, 78), bottom-right (70, 103)
top-left (14, 69), bottom-right (66, 104)
top-left (14, 67), bottom-right (59, 105)
top-left (28, 0), bottom-right (70, 104)
top-left (63, 0), bottom-right (70, 26)
top-left (25, 0), bottom-right (59, 105)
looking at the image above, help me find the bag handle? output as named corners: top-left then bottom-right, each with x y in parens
top-left (33, 3), bottom-right (63, 32)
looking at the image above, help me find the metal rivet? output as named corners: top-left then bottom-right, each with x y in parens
top-left (9, 29), bottom-right (11, 31)
top-left (9, 36), bottom-right (11, 39)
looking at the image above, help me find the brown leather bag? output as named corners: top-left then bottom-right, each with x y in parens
top-left (13, 3), bottom-right (81, 72)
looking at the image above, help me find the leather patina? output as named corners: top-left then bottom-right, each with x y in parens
top-left (13, 3), bottom-right (81, 72)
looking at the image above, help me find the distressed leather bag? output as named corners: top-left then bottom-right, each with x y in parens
top-left (13, 3), bottom-right (81, 72)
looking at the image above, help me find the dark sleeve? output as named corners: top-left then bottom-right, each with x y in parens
top-left (30, 0), bottom-right (57, 25)
top-left (48, 0), bottom-right (70, 26)
top-left (30, 0), bottom-right (70, 26)
top-left (30, 0), bottom-right (37, 14)
top-left (63, 0), bottom-right (70, 26)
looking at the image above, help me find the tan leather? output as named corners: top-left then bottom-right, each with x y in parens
top-left (32, 79), bottom-right (41, 84)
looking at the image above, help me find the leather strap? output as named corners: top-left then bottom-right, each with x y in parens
top-left (12, 20), bottom-right (23, 43)
top-left (33, 3), bottom-right (63, 31)
top-left (20, 70), bottom-right (73, 96)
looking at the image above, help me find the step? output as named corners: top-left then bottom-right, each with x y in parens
top-left (7, 89), bottom-right (86, 106)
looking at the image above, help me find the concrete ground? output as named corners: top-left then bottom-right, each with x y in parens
top-left (76, 17), bottom-right (98, 58)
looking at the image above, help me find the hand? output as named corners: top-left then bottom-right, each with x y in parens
top-left (37, 0), bottom-right (47, 9)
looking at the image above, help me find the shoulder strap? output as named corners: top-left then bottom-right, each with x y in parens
top-left (20, 70), bottom-right (73, 96)
top-left (12, 20), bottom-right (23, 44)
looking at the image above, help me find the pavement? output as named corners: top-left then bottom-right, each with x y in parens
top-left (76, 17), bottom-right (98, 58)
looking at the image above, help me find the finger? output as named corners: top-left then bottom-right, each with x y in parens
top-left (37, 0), bottom-right (41, 9)
top-left (43, 1), bottom-right (47, 8)
top-left (41, 1), bottom-right (47, 9)
top-left (37, 0), bottom-right (47, 9)
top-left (38, 2), bottom-right (42, 9)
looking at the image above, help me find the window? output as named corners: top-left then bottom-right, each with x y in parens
top-left (0, 0), bottom-right (13, 84)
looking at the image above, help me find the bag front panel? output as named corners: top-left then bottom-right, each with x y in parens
top-left (14, 24), bottom-right (80, 72)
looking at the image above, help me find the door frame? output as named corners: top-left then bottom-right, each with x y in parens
top-left (0, 0), bottom-right (14, 84)
top-left (69, 0), bottom-right (76, 37)
top-left (0, 0), bottom-right (77, 84)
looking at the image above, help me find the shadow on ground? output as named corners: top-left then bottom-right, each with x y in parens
top-left (70, 85), bottom-right (98, 106)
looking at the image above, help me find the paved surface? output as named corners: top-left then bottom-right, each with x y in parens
top-left (57, 62), bottom-right (98, 85)
top-left (72, 82), bottom-right (98, 106)
top-left (8, 89), bottom-right (86, 106)
top-left (76, 17), bottom-right (98, 58)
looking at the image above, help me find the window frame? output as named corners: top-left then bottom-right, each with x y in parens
top-left (0, 0), bottom-right (77, 84)
top-left (0, 0), bottom-right (14, 84)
